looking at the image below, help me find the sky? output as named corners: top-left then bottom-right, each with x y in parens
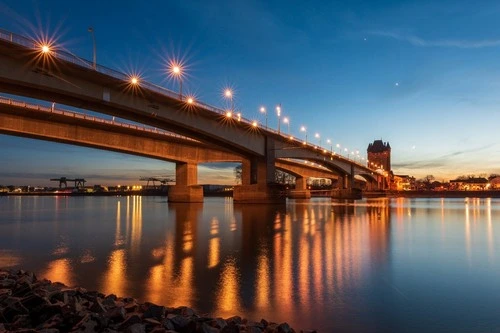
top-left (1, 0), bottom-right (500, 186)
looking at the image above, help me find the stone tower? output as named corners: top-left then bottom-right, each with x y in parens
top-left (367, 140), bottom-right (391, 171)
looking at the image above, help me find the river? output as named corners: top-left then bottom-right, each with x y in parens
top-left (1, 196), bottom-right (499, 332)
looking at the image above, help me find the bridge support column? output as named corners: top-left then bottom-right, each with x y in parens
top-left (332, 166), bottom-right (361, 200)
top-left (233, 156), bottom-right (286, 204)
top-left (288, 177), bottom-right (311, 199)
top-left (168, 162), bottom-right (203, 203)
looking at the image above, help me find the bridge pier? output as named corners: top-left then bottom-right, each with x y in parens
top-left (233, 156), bottom-right (286, 204)
top-left (288, 177), bottom-right (311, 199)
top-left (168, 162), bottom-right (203, 203)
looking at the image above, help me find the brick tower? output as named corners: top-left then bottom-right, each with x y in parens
top-left (367, 140), bottom-right (391, 171)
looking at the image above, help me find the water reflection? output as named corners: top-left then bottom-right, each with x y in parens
top-left (3, 196), bottom-right (500, 332)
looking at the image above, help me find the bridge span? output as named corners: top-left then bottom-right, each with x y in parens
top-left (0, 30), bottom-right (386, 203)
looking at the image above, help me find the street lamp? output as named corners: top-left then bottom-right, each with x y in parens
top-left (336, 143), bottom-right (341, 154)
top-left (260, 106), bottom-right (267, 129)
top-left (283, 117), bottom-right (290, 135)
top-left (327, 139), bottom-right (333, 153)
top-left (170, 64), bottom-right (183, 100)
top-left (224, 89), bottom-right (234, 111)
top-left (300, 126), bottom-right (307, 144)
top-left (88, 27), bottom-right (96, 70)
top-left (276, 105), bottom-right (281, 134)
top-left (315, 133), bottom-right (321, 147)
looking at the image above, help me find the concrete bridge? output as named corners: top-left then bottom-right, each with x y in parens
top-left (0, 30), bottom-right (386, 203)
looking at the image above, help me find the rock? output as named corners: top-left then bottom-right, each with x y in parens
top-left (13, 281), bottom-right (33, 297)
top-left (197, 322), bottom-right (220, 333)
top-left (246, 326), bottom-right (263, 333)
top-left (20, 294), bottom-right (49, 309)
top-left (0, 269), bottom-right (302, 333)
top-left (90, 299), bottom-right (106, 313)
top-left (162, 318), bottom-right (176, 331)
top-left (143, 304), bottom-right (165, 320)
top-left (169, 314), bottom-right (196, 333)
top-left (210, 318), bottom-right (227, 330)
top-left (0, 279), bottom-right (16, 288)
top-left (118, 313), bottom-right (143, 330)
top-left (226, 316), bottom-right (242, 325)
top-left (276, 323), bottom-right (293, 333)
top-left (126, 323), bottom-right (146, 333)
top-left (221, 322), bottom-right (240, 333)
top-left (106, 306), bottom-right (127, 322)
top-left (2, 300), bottom-right (29, 322)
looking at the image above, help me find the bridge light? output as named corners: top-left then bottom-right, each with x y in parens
top-left (130, 76), bottom-right (139, 85)
top-left (41, 44), bottom-right (50, 54)
top-left (237, 112), bottom-right (241, 121)
top-left (252, 121), bottom-right (258, 127)
top-left (187, 97), bottom-right (194, 104)
top-left (226, 111), bottom-right (232, 118)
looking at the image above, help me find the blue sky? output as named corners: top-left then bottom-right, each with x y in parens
top-left (1, 0), bottom-right (500, 186)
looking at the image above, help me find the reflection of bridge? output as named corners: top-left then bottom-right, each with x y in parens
top-left (0, 30), bottom-right (387, 203)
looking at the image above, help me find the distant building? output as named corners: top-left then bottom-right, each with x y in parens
top-left (393, 175), bottom-right (416, 191)
top-left (490, 177), bottom-right (500, 189)
top-left (367, 139), bottom-right (391, 172)
top-left (449, 178), bottom-right (489, 191)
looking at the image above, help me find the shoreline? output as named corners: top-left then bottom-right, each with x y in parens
top-left (0, 269), bottom-right (308, 333)
top-left (2, 190), bottom-right (500, 199)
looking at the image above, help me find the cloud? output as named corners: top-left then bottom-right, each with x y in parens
top-left (393, 144), bottom-right (497, 170)
top-left (369, 30), bottom-right (500, 48)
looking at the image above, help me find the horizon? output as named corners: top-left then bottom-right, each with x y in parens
top-left (1, 0), bottom-right (500, 184)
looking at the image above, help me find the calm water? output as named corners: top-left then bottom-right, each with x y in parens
top-left (1, 196), bottom-right (500, 332)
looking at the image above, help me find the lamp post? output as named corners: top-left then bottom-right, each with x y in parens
top-left (171, 65), bottom-right (183, 100)
top-left (336, 143), bottom-right (341, 154)
top-left (300, 126), bottom-right (307, 144)
top-left (315, 133), bottom-right (321, 148)
top-left (276, 105), bottom-right (281, 134)
top-left (260, 107), bottom-right (267, 129)
top-left (327, 139), bottom-right (333, 153)
top-left (224, 89), bottom-right (234, 111)
top-left (283, 117), bottom-right (290, 135)
top-left (88, 27), bottom-right (96, 70)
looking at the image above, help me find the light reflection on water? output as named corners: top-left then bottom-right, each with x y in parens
top-left (1, 196), bottom-right (500, 332)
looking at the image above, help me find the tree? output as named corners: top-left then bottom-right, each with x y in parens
top-left (419, 175), bottom-right (435, 190)
top-left (234, 164), bottom-right (242, 184)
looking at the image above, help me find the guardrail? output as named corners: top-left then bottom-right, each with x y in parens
top-left (0, 96), bottom-right (199, 142)
top-left (0, 28), bottom-right (377, 171)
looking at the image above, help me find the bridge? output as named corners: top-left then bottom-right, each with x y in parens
top-left (0, 29), bottom-right (387, 203)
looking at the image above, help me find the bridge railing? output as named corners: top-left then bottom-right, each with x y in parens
top-left (0, 29), bottom-right (377, 171)
top-left (0, 96), bottom-right (199, 142)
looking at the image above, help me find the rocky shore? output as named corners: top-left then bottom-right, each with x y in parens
top-left (0, 269), bottom-right (312, 333)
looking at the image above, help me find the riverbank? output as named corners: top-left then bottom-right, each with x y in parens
top-left (386, 190), bottom-right (500, 198)
top-left (0, 269), bottom-right (309, 333)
